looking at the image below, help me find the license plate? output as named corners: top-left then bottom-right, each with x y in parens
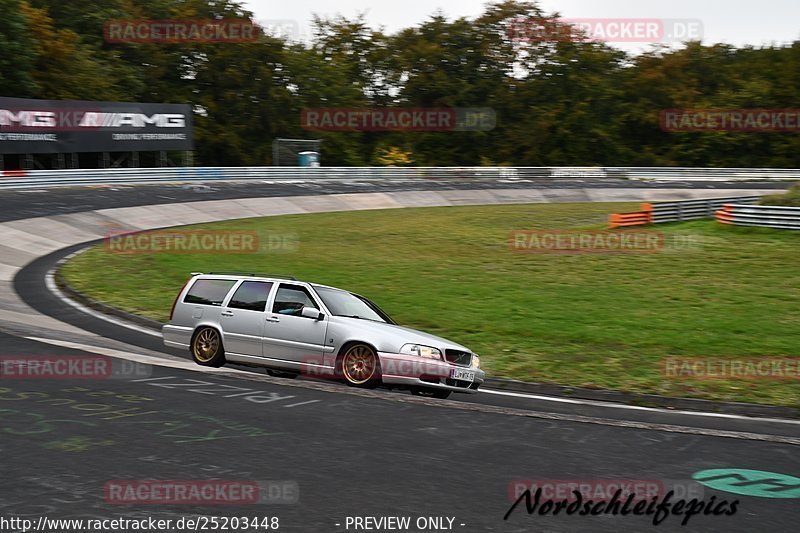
top-left (451, 368), bottom-right (475, 382)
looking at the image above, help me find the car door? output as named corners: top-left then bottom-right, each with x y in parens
top-left (219, 280), bottom-right (274, 356)
top-left (262, 283), bottom-right (328, 364)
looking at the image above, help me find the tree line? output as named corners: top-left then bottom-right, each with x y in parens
top-left (1, 0), bottom-right (799, 167)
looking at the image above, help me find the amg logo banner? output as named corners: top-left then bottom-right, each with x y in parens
top-left (0, 111), bottom-right (186, 129)
top-left (0, 97), bottom-right (193, 154)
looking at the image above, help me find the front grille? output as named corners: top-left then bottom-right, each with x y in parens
top-left (445, 378), bottom-right (472, 388)
top-left (445, 349), bottom-right (472, 367)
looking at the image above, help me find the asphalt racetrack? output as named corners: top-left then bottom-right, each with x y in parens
top-left (1, 179), bottom-right (799, 533)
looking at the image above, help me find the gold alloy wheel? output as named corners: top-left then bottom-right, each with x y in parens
top-left (193, 328), bottom-right (220, 363)
top-left (342, 344), bottom-right (378, 385)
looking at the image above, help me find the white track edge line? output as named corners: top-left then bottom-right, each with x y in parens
top-left (479, 387), bottom-right (800, 426)
top-left (44, 247), bottom-right (800, 428)
top-left (45, 255), bottom-right (161, 338)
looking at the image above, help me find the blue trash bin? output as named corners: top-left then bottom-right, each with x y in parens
top-left (298, 151), bottom-right (320, 167)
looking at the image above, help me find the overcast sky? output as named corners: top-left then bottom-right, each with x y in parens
top-left (244, 0), bottom-right (800, 52)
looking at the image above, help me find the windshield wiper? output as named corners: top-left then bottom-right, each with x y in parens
top-left (339, 315), bottom-right (382, 322)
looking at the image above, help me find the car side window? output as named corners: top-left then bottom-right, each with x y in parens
top-left (228, 281), bottom-right (273, 312)
top-left (272, 285), bottom-right (317, 316)
top-left (183, 279), bottom-right (237, 307)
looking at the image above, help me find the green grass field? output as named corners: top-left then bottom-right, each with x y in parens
top-left (60, 202), bottom-right (800, 406)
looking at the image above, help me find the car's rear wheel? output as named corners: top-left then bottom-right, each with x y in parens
top-left (191, 327), bottom-right (225, 367)
top-left (339, 343), bottom-right (381, 388)
top-left (411, 386), bottom-right (452, 400)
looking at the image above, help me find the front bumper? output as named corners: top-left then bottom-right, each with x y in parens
top-left (377, 352), bottom-right (485, 394)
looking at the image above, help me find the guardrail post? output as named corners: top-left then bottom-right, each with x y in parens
top-left (715, 205), bottom-right (729, 225)
top-left (641, 203), bottom-right (653, 224)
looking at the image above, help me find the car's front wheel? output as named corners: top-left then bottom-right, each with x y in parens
top-left (339, 343), bottom-right (381, 388)
top-left (411, 386), bottom-right (452, 400)
top-left (191, 327), bottom-right (225, 367)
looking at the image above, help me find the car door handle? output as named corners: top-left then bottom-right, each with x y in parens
top-left (221, 311), bottom-right (234, 317)
top-left (266, 316), bottom-right (280, 323)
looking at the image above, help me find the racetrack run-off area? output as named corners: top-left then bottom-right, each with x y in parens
top-left (1, 181), bottom-right (799, 533)
top-left (60, 202), bottom-right (800, 407)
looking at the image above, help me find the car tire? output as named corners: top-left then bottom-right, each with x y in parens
top-left (267, 369), bottom-right (299, 379)
top-left (338, 343), bottom-right (381, 389)
top-left (411, 387), bottom-right (452, 400)
top-left (190, 327), bottom-right (226, 368)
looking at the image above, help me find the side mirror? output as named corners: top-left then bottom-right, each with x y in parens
top-left (301, 307), bottom-right (323, 320)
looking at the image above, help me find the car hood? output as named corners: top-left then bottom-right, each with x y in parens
top-left (331, 316), bottom-right (471, 353)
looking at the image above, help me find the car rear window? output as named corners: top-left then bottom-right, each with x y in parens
top-left (183, 279), bottom-right (237, 307)
top-left (229, 281), bottom-right (273, 312)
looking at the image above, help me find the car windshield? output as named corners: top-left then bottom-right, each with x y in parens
top-left (313, 286), bottom-right (393, 323)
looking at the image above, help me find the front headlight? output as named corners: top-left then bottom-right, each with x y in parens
top-left (400, 344), bottom-right (442, 360)
top-left (471, 354), bottom-right (481, 369)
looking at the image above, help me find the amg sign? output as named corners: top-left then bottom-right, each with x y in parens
top-left (0, 97), bottom-right (193, 154)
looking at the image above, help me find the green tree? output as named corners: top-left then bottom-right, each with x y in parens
top-left (0, 0), bottom-right (39, 96)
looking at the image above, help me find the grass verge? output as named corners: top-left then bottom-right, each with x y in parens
top-left (60, 202), bottom-right (800, 406)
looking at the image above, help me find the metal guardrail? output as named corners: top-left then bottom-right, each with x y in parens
top-left (716, 204), bottom-right (800, 230)
top-left (618, 168), bottom-right (800, 182)
top-left (0, 166), bottom-right (798, 190)
top-left (610, 196), bottom-right (761, 228)
top-left (651, 196), bottom-right (761, 223)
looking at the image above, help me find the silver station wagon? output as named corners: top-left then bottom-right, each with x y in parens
top-left (163, 273), bottom-right (485, 399)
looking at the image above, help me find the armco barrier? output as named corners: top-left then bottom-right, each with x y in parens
top-left (0, 167), bottom-right (798, 190)
top-left (609, 204), bottom-right (653, 228)
top-left (609, 196), bottom-right (761, 228)
top-left (650, 196), bottom-right (761, 223)
top-left (716, 204), bottom-right (800, 230)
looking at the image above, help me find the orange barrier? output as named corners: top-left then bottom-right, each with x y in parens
top-left (715, 204), bottom-right (734, 225)
top-left (608, 203), bottom-right (653, 228)
top-left (1, 170), bottom-right (26, 177)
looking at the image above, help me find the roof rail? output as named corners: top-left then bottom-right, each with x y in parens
top-left (206, 271), bottom-right (298, 281)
